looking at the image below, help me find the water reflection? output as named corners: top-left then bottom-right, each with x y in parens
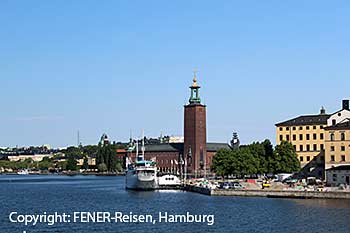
top-left (291, 198), bottom-right (350, 209)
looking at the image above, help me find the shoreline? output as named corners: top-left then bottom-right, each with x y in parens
top-left (0, 172), bottom-right (126, 176)
top-left (186, 185), bottom-right (350, 200)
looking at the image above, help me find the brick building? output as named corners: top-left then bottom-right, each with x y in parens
top-left (121, 74), bottom-right (230, 177)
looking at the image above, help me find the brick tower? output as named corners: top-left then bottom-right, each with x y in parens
top-left (184, 73), bottom-right (207, 177)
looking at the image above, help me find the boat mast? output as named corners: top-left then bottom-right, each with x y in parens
top-left (136, 137), bottom-right (139, 161)
top-left (141, 129), bottom-right (145, 160)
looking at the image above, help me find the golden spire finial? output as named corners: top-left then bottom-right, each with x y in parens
top-left (192, 69), bottom-right (198, 87)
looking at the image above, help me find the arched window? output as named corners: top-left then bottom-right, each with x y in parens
top-left (341, 133), bottom-right (346, 141)
top-left (330, 133), bottom-right (335, 141)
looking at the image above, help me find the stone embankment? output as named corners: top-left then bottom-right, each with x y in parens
top-left (186, 186), bottom-right (350, 199)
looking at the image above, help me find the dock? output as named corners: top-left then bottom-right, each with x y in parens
top-left (184, 185), bottom-right (350, 199)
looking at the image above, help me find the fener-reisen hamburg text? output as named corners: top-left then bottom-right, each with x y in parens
top-left (74, 212), bottom-right (215, 226)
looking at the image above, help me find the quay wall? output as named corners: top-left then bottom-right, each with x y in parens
top-left (186, 186), bottom-right (350, 199)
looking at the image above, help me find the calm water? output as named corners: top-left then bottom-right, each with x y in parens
top-left (0, 175), bottom-right (349, 233)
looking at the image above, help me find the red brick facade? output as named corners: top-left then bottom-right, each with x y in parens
top-left (184, 104), bottom-right (207, 176)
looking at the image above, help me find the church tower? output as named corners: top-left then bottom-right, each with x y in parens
top-left (184, 72), bottom-right (207, 177)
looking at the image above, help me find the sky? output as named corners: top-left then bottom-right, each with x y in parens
top-left (1, 0), bottom-right (350, 148)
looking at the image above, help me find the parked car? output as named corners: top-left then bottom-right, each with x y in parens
top-left (219, 182), bottom-right (231, 189)
top-left (232, 182), bottom-right (245, 189)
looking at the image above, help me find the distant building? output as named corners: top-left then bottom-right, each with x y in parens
top-left (123, 74), bottom-right (230, 177)
top-left (230, 132), bottom-right (240, 150)
top-left (7, 154), bottom-right (53, 162)
top-left (99, 133), bottom-right (110, 146)
top-left (276, 100), bottom-right (350, 179)
top-left (326, 165), bottom-right (350, 186)
top-left (324, 120), bottom-right (350, 170)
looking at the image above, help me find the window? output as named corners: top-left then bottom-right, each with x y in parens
top-left (293, 145), bottom-right (296, 151)
top-left (313, 126), bottom-right (317, 130)
top-left (331, 155), bottom-right (335, 161)
top-left (341, 146), bottom-right (345, 151)
top-left (306, 126), bottom-right (310, 130)
top-left (300, 156), bottom-right (304, 162)
top-left (332, 119), bottom-right (336, 125)
top-left (341, 155), bottom-right (346, 162)
top-left (299, 126), bottom-right (303, 130)
top-left (293, 135), bottom-right (297, 141)
top-left (286, 135), bottom-right (290, 141)
top-left (300, 145), bottom-right (303, 151)
top-left (293, 127), bottom-right (296, 130)
top-left (331, 146), bottom-right (335, 151)
top-left (306, 134), bottom-right (310, 140)
top-left (320, 125), bottom-right (324, 129)
top-left (307, 156), bottom-right (310, 161)
top-left (330, 133), bottom-right (335, 141)
top-left (286, 127), bottom-right (289, 130)
top-left (280, 127), bottom-right (283, 131)
top-left (313, 134), bottom-right (317, 140)
top-left (341, 133), bottom-right (346, 141)
top-left (320, 133), bottom-right (324, 140)
top-left (333, 174), bottom-right (337, 182)
top-left (313, 144), bottom-right (317, 151)
top-left (279, 135), bottom-right (283, 141)
top-left (299, 134), bottom-right (303, 140)
top-left (320, 144), bottom-right (324, 150)
top-left (306, 145), bottom-right (310, 151)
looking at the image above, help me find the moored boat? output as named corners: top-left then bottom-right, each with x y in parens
top-left (125, 131), bottom-right (158, 190)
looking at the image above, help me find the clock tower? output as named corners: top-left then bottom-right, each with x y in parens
top-left (184, 72), bottom-right (207, 177)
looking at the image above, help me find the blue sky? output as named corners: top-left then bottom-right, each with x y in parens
top-left (1, 1), bottom-right (350, 148)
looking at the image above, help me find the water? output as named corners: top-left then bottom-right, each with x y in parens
top-left (0, 175), bottom-right (349, 233)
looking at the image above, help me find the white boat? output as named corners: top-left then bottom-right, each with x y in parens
top-left (125, 132), bottom-right (158, 190)
top-left (17, 169), bottom-right (29, 175)
top-left (158, 174), bottom-right (181, 186)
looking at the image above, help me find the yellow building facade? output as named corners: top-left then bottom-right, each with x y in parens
top-left (276, 109), bottom-right (328, 168)
top-left (324, 122), bottom-right (350, 170)
top-left (276, 100), bottom-right (350, 180)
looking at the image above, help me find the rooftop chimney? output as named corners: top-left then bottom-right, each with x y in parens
top-left (343, 99), bottom-right (349, 110)
top-left (320, 106), bottom-right (326, 115)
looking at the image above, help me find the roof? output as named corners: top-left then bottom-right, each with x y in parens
top-left (128, 142), bottom-right (229, 153)
top-left (275, 114), bottom-right (330, 127)
top-left (116, 149), bottom-right (126, 153)
top-left (144, 143), bottom-right (183, 152)
top-left (325, 121), bottom-right (350, 130)
top-left (326, 165), bottom-right (350, 171)
top-left (206, 143), bottom-right (231, 151)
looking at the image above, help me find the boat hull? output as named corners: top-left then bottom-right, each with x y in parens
top-left (125, 171), bottom-right (158, 190)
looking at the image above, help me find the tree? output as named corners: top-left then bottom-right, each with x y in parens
top-left (98, 163), bottom-right (107, 172)
top-left (82, 157), bottom-right (89, 170)
top-left (273, 141), bottom-right (300, 173)
top-left (38, 160), bottom-right (53, 170)
top-left (57, 161), bottom-right (67, 170)
top-left (211, 139), bottom-right (301, 177)
top-left (66, 156), bottom-right (77, 171)
top-left (115, 161), bottom-right (123, 172)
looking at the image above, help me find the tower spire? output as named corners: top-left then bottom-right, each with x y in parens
top-left (189, 71), bottom-right (201, 104)
top-left (192, 70), bottom-right (198, 87)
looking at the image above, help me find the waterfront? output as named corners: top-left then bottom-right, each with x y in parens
top-left (0, 176), bottom-right (350, 233)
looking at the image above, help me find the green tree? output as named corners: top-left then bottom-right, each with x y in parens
top-left (57, 161), bottom-right (67, 170)
top-left (66, 156), bottom-right (77, 171)
top-left (211, 149), bottom-right (233, 178)
top-left (273, 141), bottom-right (300, 173)
top-left (98, 163), bottom-right (107, 172)
top-left (82, 157), bottom-right (89, 170)
top-left (115, 162), bottom-right (123, 172)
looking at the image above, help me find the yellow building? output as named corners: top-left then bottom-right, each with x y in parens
top-left (324, 121), bottom-right (350, 170)
top-left (276, 100), bottom-right (350, 179)
top-left (275, 108), bottom-right (328, 167)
